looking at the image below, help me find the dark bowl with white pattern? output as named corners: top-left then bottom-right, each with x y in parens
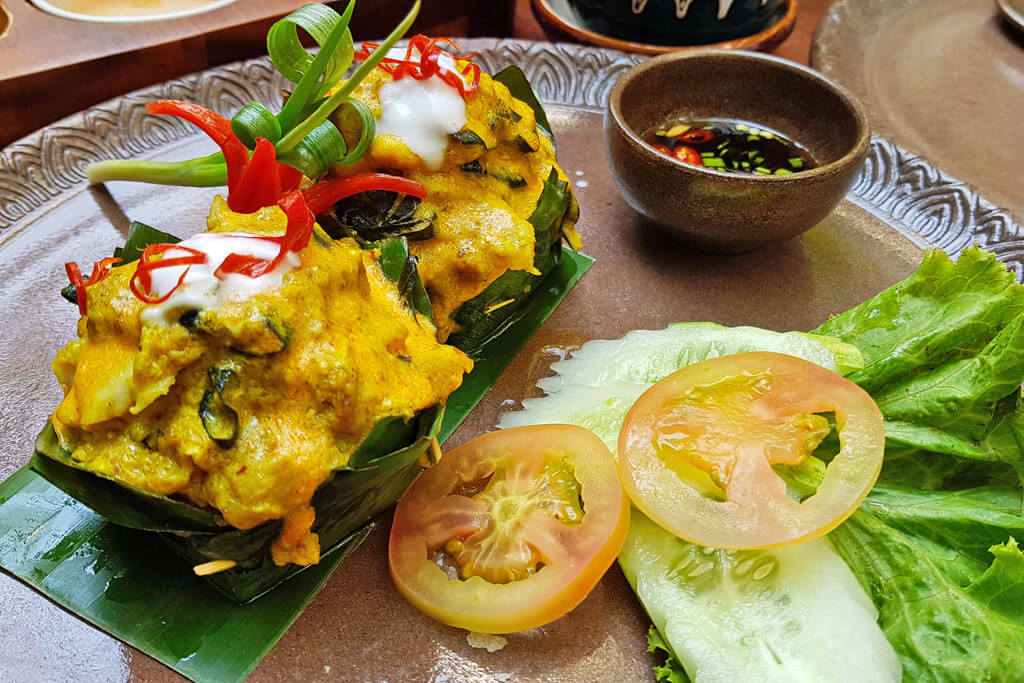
top-left (567, 0), bottom-right (784, 46)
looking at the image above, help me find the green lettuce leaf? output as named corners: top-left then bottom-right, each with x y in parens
top-left (829, 505), bottom-right (1024, 682)
top-left (814, 246), bottom-right (1024, 479)
top-left (812, 246), bottom-right (1024, 680)
top-left (968, 537), bottom-right (1024, 620)
top-left (648, 626), bottom-right (690, 683)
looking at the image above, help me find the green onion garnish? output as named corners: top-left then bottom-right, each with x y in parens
top-left (268, 2), bottom-right (355, 103)
top-left (86, 1), bottom-right (420, 188)
top-left (231, 102), bottom-right (283, 148)
top-left (276, 3), bottom-right (417, 154)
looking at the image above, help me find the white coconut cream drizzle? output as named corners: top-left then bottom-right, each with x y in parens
top-left (374, 47), bottom-right (468, 170)
top-left (139, 232), bottom-right (299, 325)
top-left (632, 0), bottom-right (769, 20)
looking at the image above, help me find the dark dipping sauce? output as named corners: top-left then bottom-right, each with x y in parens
top-left (644, 118), bottom-right (817, 175)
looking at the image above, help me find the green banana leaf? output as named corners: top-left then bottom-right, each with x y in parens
top-left (114, 220), bottom-right (182, 261)
top-left (492, 65), bottom-right (552, 140)
top-left (373, 236), bottom-right (434, 322)
top-left (447, 167), bottom-right (579, 356)
top-left (444, 66), bottom-right (578, 356)
top-left (0, 245), bottom-right (592, 683)
top-left (32, 407), bottom-right (442, 603)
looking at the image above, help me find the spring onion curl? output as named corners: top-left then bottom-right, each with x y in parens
top-left (85, 1), bottom-right (420, 187)
top-left (274, 4), bottom-right (417, 154)
top-left (230, 102), bottom-right (282, 149)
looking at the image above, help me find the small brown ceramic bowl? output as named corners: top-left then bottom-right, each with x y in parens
top-left (606, 50), bottom-right (870, 252)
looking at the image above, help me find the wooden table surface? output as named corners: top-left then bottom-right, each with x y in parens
top-left (0, 0), bottom-right (830, 148)
top-left (0, 0), bottom-right (510, 147)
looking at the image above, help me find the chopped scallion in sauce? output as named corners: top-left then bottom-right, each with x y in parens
top-left (645, 118), bottom-right (816, 175)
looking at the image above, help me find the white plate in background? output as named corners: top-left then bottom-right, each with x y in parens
top-left (29, 0), bottom-right (237, 24)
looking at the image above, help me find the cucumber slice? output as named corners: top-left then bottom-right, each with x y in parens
top-left (539, 323), bottom-right (863, 395)
top-left (622, 513), bottom-right (901, 683)
top-left (497, 324), bottom-right (899, 681)
top-left (500, 324), bottom-right (864, 453)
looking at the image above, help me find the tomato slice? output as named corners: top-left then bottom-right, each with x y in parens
top-left (618, 352), bottom-right (884, 550)
top-left (389, 424), bottom-right (629, 634)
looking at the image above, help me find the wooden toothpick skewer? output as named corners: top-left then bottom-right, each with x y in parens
top-left (193, 559), bottom-right (237, 576)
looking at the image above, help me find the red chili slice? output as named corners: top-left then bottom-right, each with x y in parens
top-left (86, 257), bottom-right (122, 284)
top-left (65, 262), bottom-right (86, 316)
top-left (146, 100), bottom-right (251, 196)
top-left (679, 129), bottom-right (714, 144)
top-left (214, 253), bottom-right (266, 279)
top-left (674, 146), bottom-right (703, 166)
top-left (230, 138), bottom-right (282, 214)
top-left (146, 101), bottom-right (301, 213)
top-left (301, 173), bottom-right (428, 216)
top-left (64, 257), bottom-right (122, 315)
top-left (124, 191), bottom-right (315, 305)
top-left (276, 190), bottom-right (315, 254)
top-left (215, 190), bottom-right (315, 280)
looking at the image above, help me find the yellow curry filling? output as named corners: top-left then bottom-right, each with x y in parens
top-left (49, 198), bottom-right (473, 566)
top-left (336, 67), bottom-right (581, 340)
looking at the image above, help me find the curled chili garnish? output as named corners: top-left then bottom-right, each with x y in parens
top-left (64, 257), bottom-right (122, 315)
top-left (301, 172), bottom-right (428, 216)
top-left (125, 190), bottom-right (314, 307)
top-left (145, 101), bottom-right (302, 214)
top-left (130, 244), bottom-right (208, 304)
top-left (353, 34), bottom-right (481, 97)
top-left (216, 191), bottom-right (315, 279)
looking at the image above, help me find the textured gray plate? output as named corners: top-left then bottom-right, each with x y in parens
top-left (1, 40), bottom-right (1022, 682)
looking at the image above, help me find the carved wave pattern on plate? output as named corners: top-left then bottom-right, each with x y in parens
top-left (1, 40), bottom-right (1021, 275)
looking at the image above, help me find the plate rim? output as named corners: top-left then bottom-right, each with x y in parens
top-left (1, 38), bottom-right (1021, 274)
